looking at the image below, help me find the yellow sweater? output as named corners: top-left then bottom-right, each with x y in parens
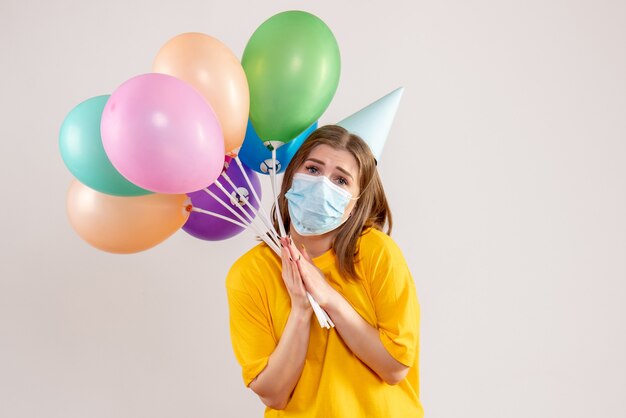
top-left (226, 228), bottom-right (423, 417)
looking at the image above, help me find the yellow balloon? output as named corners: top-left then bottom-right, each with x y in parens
top-left (66, 180), bottom-right (190, 254)
top-left (153, 32), bottom-right (249, 153)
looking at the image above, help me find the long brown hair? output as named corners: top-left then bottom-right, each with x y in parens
top-left (272, 125), bottom-right (392, 280)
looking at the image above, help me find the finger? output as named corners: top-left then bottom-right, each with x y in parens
top-left (294, 256), bottom-right (310, 287)
top-left (282, 237), bottom-right (309, 291)
top-left (284, 243), bottom-right (303, 276)
top-left (285, 235), bottom-right (302, 260)
top-left (286, 258), bottom-right (298, 286)
top-left (301, 244), bottom-right (313, 263)
top-left (280, 240), bottom-right (290, 265)
top-left (288, 258), bottom-right (308, 297)
top-left (292, 266), bottom-right (306, 292)
top-left (295, 253), bottom-right (324, 291)
top-left (280, 245), bottom-right (287, 270)
top-left (285, 240), bottom-right (303, 281)
top-left (280, 242), bottom-right (295, 284)
top-left (281, 237), bottom-right (295, 260)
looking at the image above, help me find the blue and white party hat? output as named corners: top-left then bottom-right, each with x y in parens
top-left (337, 87), bottom-right (404, 161)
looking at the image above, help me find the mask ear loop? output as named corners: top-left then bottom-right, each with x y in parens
top-left (342, 157), bottom-right (379, 234)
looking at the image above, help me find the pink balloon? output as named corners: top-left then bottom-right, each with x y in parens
top-left (101, 73), bottom-right (225, 194)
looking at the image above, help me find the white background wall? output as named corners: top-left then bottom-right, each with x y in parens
top-left (1, 0), bottom-right (624, 416)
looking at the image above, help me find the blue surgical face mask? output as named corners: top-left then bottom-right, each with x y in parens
top-left (285, 172), bottom-right (358, 236)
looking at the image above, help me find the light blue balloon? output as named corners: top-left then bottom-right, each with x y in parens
top-left (59, 95), bottom-right (152, 196)
top-left (238, 120), bottom-right (318, 175)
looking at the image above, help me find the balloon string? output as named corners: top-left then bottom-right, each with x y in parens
top-left (307, 292), bottom-right (333, 329)
top-left (213, 179), bottom-right (280, 248)
top-left (221, 171), bottom-right (278, 240)
top-left (190, 207), bottom-right (247, 228)
top-left (233, 156), bottom-right (280, 237)
top-left (271, 147), bottom-right (287, 237)
top-left (209, 191), bottom-right (279, 254)
top-left (214, 179), bottom-right (255, 224)
top-left (207, 181), bottom-right (278, 251)
top-left (220, 172), bottom-right (280, 245)
top-left (255, 230), bottom-right (281, 255)
top-left (203, 188), bottom-right (249, 225)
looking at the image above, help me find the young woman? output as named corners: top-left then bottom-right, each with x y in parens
top-left (226, 125), bottom-right (423, 417)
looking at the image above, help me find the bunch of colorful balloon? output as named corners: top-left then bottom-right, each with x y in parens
top-left (59, 11), bottom-right (342, 327)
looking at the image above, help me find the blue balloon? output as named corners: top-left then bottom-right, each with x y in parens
top-left (238, 120), bottom-right (318, 175)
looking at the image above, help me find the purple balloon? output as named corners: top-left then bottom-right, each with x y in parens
top-left (183, 160), bottom-right (262, 241)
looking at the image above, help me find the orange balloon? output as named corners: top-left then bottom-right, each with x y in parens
top-left (153, 32), bottom-right (250, 153)
top-left (66, 180), bottom-right (190, 254)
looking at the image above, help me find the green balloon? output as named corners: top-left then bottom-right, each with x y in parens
top-left (59, 95), bottom-right (152, 196)
top-left (242, 11), bottom-right (341, 142)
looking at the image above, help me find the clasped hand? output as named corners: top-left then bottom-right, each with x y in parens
top-left (280, 236), bottom-right (336, 311)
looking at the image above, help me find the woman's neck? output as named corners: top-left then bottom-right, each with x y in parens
top-left (288, 228), bottom-right (336, 259)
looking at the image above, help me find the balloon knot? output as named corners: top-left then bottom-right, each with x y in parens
top-left (185, 204), bottom-right (193, 212)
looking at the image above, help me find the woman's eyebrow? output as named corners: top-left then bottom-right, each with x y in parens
top-left (306, 158), bottom-right (325, 166)
top-left (335, 166), bottom-right (354, 180)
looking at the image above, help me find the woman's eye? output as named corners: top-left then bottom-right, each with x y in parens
top-left (336, 177), bottom-right (348, 186)
top-left (305, 165), bottom-right (319, 174)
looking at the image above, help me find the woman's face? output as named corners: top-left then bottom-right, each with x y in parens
top-left (295, 144), bottom-right (360, 220)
